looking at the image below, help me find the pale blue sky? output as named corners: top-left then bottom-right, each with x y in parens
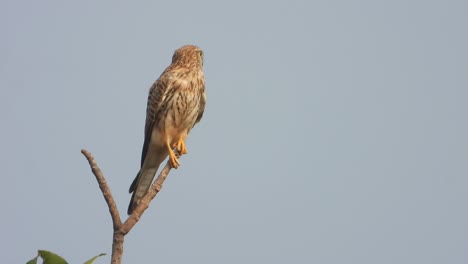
top-left (2, 0), bottom-right (468, 263)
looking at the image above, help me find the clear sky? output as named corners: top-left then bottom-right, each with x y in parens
top-left (2, 0), bottom-right (467, 263)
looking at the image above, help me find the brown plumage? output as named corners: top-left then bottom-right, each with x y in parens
top-left (128, 45), bottom-right (206, 215)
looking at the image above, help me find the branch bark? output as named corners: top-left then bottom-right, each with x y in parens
top-left (81, 149), bottom-right (175, 264)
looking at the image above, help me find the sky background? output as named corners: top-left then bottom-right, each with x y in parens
top-left (2, 0), bottom-right (467, 263)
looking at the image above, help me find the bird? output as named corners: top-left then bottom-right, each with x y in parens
top-left (127, 45), bottom-right (206, 215)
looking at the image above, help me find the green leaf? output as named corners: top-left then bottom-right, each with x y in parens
top-left (83, 253), bottom-right (106, 264)
top-left (26, 256), bottom-right (38, 264)
top-left (38, 250), bottom-right (68, 264)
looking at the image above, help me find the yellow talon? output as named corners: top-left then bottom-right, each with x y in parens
top-left (167, 142), bottom-right (181, 169)
top-left (173, 138), bottom-right (188, 155)
top-left (169, 150), bottom-right (180, 168)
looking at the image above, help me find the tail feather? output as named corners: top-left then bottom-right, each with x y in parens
top-left (127, 187), bottom-right (138, 215)
top-left (129, 172), bottom-right (138, 193)
top-left (127, 171), bottom-right (141, 214)
top-left (128, 141), bottom-right (168, 215)
top-left (127, 165), bottom-right (160, 215)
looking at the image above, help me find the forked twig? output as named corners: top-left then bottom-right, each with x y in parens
top-left (81, 149), bottom-right (176, 264)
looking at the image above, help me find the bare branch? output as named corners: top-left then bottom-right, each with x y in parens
top-left (81, 149), bottom-right (178, 263)
top-left (81, 149), bottom-right (122, 228)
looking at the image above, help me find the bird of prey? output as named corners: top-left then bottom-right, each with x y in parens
top-left (128, 45), bottom-right (206, 215)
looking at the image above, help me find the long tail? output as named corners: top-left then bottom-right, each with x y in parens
top-left (127, 165), bottom-right (160, 215)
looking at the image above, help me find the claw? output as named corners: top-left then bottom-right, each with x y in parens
top-left (167, 142), bottom-right (181, 169)
top-left (173, 138), bottom-right (188, 155)
top-left (169, 149), bottom-right (180, 168)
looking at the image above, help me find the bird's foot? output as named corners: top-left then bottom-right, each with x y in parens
top-left (173, 138), bottom-right (188, 155)
top-left (168, 148), bottom-right (181, 169)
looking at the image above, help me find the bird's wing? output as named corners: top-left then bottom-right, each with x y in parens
top-left (140, 74), bottom-right (173, 167)
top-left (194, 83), bottom-right (206, 126)
top-left (128, 74), bottom-right (171, 194)
top-left (127, 72), bottom-right (177, 215)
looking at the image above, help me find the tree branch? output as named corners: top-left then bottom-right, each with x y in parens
top-left (81, 148), bottom-right (176, 264)
top-left (81, 149), bottom-right (122, 228)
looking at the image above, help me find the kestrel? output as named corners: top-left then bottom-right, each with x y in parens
top-left (128, 45), bottom-right (206, 215)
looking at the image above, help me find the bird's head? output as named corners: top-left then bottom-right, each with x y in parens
top-left (171, 45), bottom-right (204, 69)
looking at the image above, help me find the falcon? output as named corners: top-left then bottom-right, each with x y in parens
top-left (128, 45), bottom-right (206, 215)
